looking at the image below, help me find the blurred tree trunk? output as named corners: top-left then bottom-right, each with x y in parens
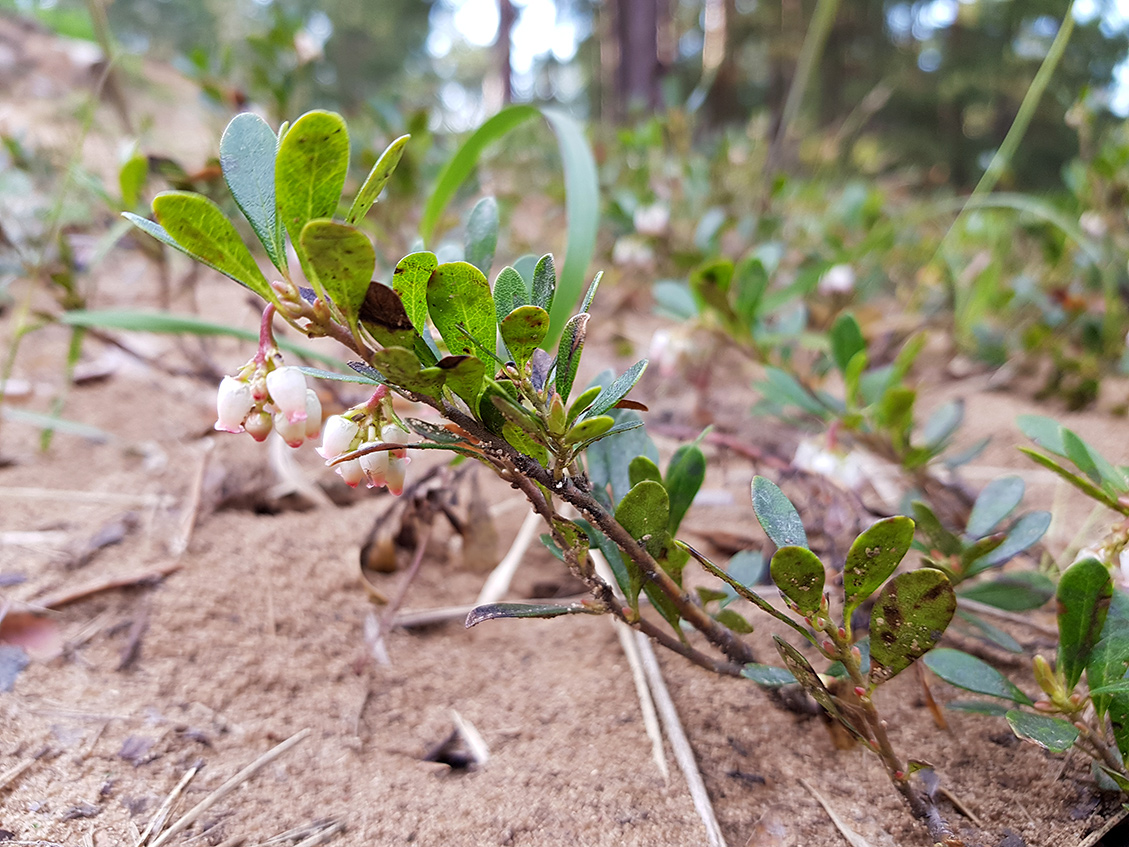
top-left (612, 0), bottom-right (663, 120)
top-left (701, 0), bottom-right (743, 127)
top-left (497, 0), bottom-right (516, 105)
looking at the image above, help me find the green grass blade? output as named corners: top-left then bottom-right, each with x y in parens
top-left (60, 309), bottom-right (344, 367)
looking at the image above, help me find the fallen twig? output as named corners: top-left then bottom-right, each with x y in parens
top-left (33, 561), bottom-right (182, 610)
top-left (800, 777), bottom-right (873, 847)
top-left (636, 630), bottom-right (727, 847)
top-left (0, 758), bottom-right (36, 792)
top-left (148, 728), bottom-right (311, 847)
top-left (135, 765), bottom-right (198, 847)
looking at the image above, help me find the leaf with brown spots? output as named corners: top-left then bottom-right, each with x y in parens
top-left (869, 569), bottom-right (955, 685)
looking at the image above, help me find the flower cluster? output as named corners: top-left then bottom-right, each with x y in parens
top-left (311, 386), bottom-right (410, 495)
top-left (215, 362), bottom-right (321, 448)
top-left (318, 408), bottom-right (411, 495)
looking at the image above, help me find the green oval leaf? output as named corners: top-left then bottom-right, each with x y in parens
top-left (665, 443), bottom-right (706, 536)
top-left (347, 133), bottom-right (409, 225)
top-left (967, 476), bottom-right (1025, 539)
top-left (147, 192), bottom-right (271, 300)
top-left (770, 546), bottom-right (825, 616)
top-left (500, 305), bottom-right (549, 370)
top-left (582, 360), bottom-right (648, 420)
top-left (752, 476), bottom-right (808, 550)
top-left (869, 569), bottom-right (956, 684)
top-left (493, 266), bottom-right (530, 328)
top-left (1057, 557), bottom-right (1113, 690)
top-left (436, 355), bottom-right (486, 408)
top-left (741, 663), bottom-right (797, 687)
top-left (981, 510), bottom-right (1051, 567)
top-left (565, 415), bottom-right (615, 445)
top-left (615, 480), bottom-right (670, 559)
top-left (1005, 710), bottom-right (1079, 753)
top-left (531, 253), bottom-right (556, 315)
top-left (829, 313), bottom-right (865, 375)
top-left (220, 112), bottom-right (285, 271)
top-left (843, 516), bottom-right (915, 615)
top-left (923, 648), bottom-right (1033, 704)
top-left (427, 261), bottom-right (497, 356)
top-left (300, 220), bottom-right (374, 328)
top-left (370, 346), bottom-right (443, 397)
top-left (465, 196), bottom-right (498, 276)
top-left (392, 251), bottom-right (438, 335)
top-left (628, 455), bottom-right (663, 487)
top-left (957, 571), bottom-right (1054, 611)
top-left (276, 110), bottom-right (349, 249)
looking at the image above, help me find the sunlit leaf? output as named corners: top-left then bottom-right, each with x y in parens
top-left (276, 110), bottom-right (349, 251)
top-left (499, 305), bottom-right (549, 370)
top-left (665, 443), bottom-right (706, 536)
top-left (391, 251), bottom-right (438, 336)
top-left (829, 313), bottom-right (865, 375)
top-left (141, 193), bottom-right (271, 300)
top-left (842, 516), bottom-right (915, 615)
top-left (427, 261), bottom-right (497, 356)
top-left (300, 220), bottom-right (374, 328)
top-left (615, 480), bottom-right (670, 559)
top-left (347, 133), bottom-right (409, 224)
top-left (436, 355), bottom-right (486, 408)
top-left (628, 455), bottom-right (663, 487)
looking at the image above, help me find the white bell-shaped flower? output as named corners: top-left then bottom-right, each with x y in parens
top-left (335, 457), bottom-right (365, 487)
top-left (303, 389), bottom-right (322, 439)
top-left (317, 414), bottom-right (359, 460)
top-left (215, 376), bottom-right (255, 433)
top-left (266, 366), bottom-right (309, 423)
top-left (359, 441), bottom-right (389, 489)
top-left (382, 424), bottom-right (411, 496)
top-left (274, 411), bottom-right (307, 448)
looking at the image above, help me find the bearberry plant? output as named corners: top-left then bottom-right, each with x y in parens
top-left (126, 110), bottom-right (966, 846)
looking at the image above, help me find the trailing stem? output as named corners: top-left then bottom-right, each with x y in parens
top-left (824, 627), bottom-right (964, 847)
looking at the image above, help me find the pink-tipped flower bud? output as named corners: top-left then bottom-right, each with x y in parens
top-left (244, 410), bottom-right (273, 442)
top-left (303, 389), bottom-right (322, 439)
top-left (215, 376), bottom-right (256, 433)
top-left (382, 424), bottom-right (411, 496)
top-left (358, 442), bottom-right (388, 489)
top-left (335, 457), bottom-right (365, 487)
top-left (274, 411), bottom-right (307, 448)
top-left (318, 415), bottom-right (360, 460)
top-left (266, 366), bottom-right (309, 423)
